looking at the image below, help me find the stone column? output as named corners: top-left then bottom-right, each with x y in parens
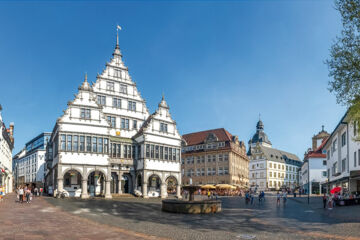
top-left (142, 182), bottom-right (148, 198)
top-left (176, 184), bottom-right (182, 199)
top-left (161, 183), bottom-right (167, 199)
top-left (118, 172), bottom-right (123, 194)
top-left (105, 180), bottom-right (112, 199)
top-left (58, 178), bottom-right (64, 193)
top-left (81, 180), bottom-right (89, 199)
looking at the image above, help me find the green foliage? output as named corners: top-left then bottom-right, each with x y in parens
top-left (326, 0), bottom-right (360, 137)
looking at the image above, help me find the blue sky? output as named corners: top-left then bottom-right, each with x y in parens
top-left (0, 1), bottom-right (346, 158)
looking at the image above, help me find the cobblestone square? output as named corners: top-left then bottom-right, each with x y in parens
top-left (1, 193), bottom-right (360, 240)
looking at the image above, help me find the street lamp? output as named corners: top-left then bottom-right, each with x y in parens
top-left (308, 159), bottom-right (310, 204)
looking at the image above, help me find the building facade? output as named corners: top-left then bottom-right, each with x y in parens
top-left (248, 120), bottom-right (301, 191)
top-left (324, 111), bottom-right (360, 194)
top-left (300, 127), bottom-right (329, 194)
top-left (0, 105), bottom-right (14, 194)
top-left (181, 128), bottom-right (249, 187)
top-left (13, 133), bottom-right (50, 188)
top-left (45, 33), bottom-right (182, 199)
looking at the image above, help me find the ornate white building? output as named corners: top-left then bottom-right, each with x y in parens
top-left (248, 119), bottom-right (302, 191)
top-left (45, 32), bottom-right (182, 199)
top-left (0, 105), bottom-right (14, 194)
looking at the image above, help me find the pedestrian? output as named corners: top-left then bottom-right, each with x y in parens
top-left (245, 191), bottom-right (249, 204)
top-left (276, 191), bottom-right (281, 206)
top-left (34, 187), bottom-right (39, 197)
top-left (250, 192), bottom-right (254, 205)
top-left (207, 190), bottom-right (211, 199)
top-left (283, 192), bottom-right (287, 205)
top-left (16, 187), bottom-right (20, 202)
top-left (25, 188), bottom-right (31, 203)
top-left (323, 193), bottom-right (327, 209)
top-left (19, 187), bottom-right (24, 203)
top-left (293, 191), bottom-right (296, 198)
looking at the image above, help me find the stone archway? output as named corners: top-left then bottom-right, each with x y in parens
top-left (87, 171), bottom-right (106, 197)
top-left (166, 176), bottom-right (178, 195)
top-left (62, 169), bottom-right (82, 197)
top-left (147, 174), bottom-right (161, 198)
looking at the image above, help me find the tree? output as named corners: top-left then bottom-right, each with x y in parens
top-left (326, 0), bottom-right (360, 135)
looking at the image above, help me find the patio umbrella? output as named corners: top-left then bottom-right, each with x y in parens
top-left (201, 184), bottom-right (216, 189)
top-left (330, 186), bottom-right (342, 194)
top-left (215, 184), bottom-right (233, 189)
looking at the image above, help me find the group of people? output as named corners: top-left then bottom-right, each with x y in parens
top-left (16, 186), bottom-right (41, 203)
top-left (276, 191), bottom-right (287, 206)
top-left (245, 190), bottom-right (265, 205)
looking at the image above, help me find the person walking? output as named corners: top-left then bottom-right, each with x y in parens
top-left (19, 187), bottom-right (24, 203)
top-left (34, 187), bottom-right (39, 197)
top-left (25, 188), bottom-right (31, 203)
top-left (323, 193), bottom-right (327, 209)
top-left (250, 192), bottom-right (254, 205)
top-left (245, 191), bottom-right (249, 205)
top-left (276, 191), bottom-right (281, 206)
top-left (283, 192), bottom-right (287, 205)
top-left (207, 190), bottom-right (211, 199)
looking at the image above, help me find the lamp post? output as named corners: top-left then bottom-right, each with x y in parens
top-left (307, 159), bottom-right (310, 204)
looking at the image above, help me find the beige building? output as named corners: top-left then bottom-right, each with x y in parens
top-left (181, 128), bottom-right (249, 187)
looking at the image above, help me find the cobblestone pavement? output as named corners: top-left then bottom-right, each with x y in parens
top-left (43, 194), bottom-right (360, 240)
top-left (0, 193), bottom-right (164, 240)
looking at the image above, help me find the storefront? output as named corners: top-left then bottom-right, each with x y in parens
top-left (350, 171), bottom-right (360, 194)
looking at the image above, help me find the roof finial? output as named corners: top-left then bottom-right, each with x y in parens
top-left (116, 25), bottom-right (122, 49)
top-left (162, 92), bottom-right (164, 101)
top-left (259, 113), bottom-right (261, 121)
top-left (322, 125), bottom-right (324, 131)
top-left (85, 72), bottom-right (88, 82)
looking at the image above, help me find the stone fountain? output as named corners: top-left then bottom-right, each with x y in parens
top-left (161, 185), bottom-right (221, 214)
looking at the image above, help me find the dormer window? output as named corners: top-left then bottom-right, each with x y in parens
top-left (114, 69), bottom-right (121, 78)
top-left (106, 81), bottom-right (115, 91)
top-left (160, 123), bottom-right (168, 133)
top-left (80, 108), bottom-right (91, 119)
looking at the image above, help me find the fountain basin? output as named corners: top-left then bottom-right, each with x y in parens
top-left (162, 199), bottom-right (222, 214)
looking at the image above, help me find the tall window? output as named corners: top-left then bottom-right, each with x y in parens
top-left (120, 84), bottom-right (127, 94)
top-left (224, 154), bottom-right (229, 161)
top-left (92, 137), bottom-right (97, 153)
top-left (80, 136), bottom-right (85, 151)
top-left (160, 146), bottom-right (164, 160)
top-left (73, 136), bottom-right (79, 151)
top-left (128, 101), bottom-right (136, 111)
top-left (342, 158), bottom-right (346, 172)
top-left (114, 69), bottom-right (121, 77)
top-left (155, 146), bottom-right (159, 159)
top-left (341, 132), bottom-right (346, 147)
top-left (97, 95), bottom-right (106, 105)
top-left (104, 138), bottom-right (109, 153)
top-left (67, 135), bottom-right (72, 151)
top-left (113, 98), bottom-right (121, 108)
top-left (107, 116), bottom-right (116, 128)
top-left (98, 138), bottom-right (103, 153)
top-left (86, 136), bottom-right (91, 152)
top-left (106, 81), bottom-right (115, 91)
top-left (133, 120), bottom-right (137, 129)
top-left (150, 145), bottom-right (154, 158)
top-left (160, 123), bottom-right (168, 133)
top-left (146, 144), bottom-right (150, 158)
top-left (60, 135), bottom-right (66, 150)
top-left (165, 147), bottom-right (168, 160)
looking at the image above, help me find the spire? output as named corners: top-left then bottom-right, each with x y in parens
top-left (79, 73), bottom-right (92, 91)
top-left (113, 25), bottom-right (122, 56)
top-left (158, 94), bottom-right (169, 109)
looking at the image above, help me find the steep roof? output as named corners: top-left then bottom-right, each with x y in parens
top-left (259, 145), bottom-right (302, 166)
top-left (182, 128), bottom-right (233, 146)
top-left (305, 137), bottom-right (328, 159)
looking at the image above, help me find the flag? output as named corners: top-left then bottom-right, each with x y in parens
top-left (117, 25), bottom-right (122, 31)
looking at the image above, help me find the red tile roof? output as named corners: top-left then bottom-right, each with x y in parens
top-left (305, 137), bottom-right (329, 159)
top-left (182, 128), bottom-right (233, 146)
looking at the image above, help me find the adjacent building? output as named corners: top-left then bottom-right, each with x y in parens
top-left (45, 32), bottom-right (182, 199)
top-left (13, 132), bottom-right (51, 188)
top-left (324, 111), bottom-right (360, 194)
top-left (248, 119), bottom-right (302, 191)
top-left (0, 105), bottom-right (14, 194)
top-left (181, 128), bottom-right (249, 187)
top-left (300, 127), bottom-right (329, 194)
